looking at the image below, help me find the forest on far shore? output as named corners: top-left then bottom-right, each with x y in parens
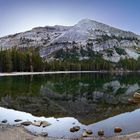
top-left (0, 48), bottom-right (140, 72)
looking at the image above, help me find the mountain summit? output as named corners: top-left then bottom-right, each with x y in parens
top-left (51, 19), bottom-right (140, 44)
top-left (0, 19), bottom-right (140, 62)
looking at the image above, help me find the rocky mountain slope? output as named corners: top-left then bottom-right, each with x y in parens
top-left (0, 19), bottom-right (140, 62)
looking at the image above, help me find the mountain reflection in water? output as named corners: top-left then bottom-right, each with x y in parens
top-left (0, 73), bottom-right (140, 125)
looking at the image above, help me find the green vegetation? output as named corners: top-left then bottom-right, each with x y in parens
top-left (117, 57), bottom-right (140, 71)
top-left (54, 48), bottom-right (112, 71)
top-left (0, 47), bottom-right (112, 72)
top-left (0, 48), bottom-right (44, 72)
top-left (0, 47), bottom-right (140, 72)
top-left (105, 48), bottom-right (114, 57)
top-left (115, 47), bottom-right (126, 55)
top-left (92, 34), bottom-right (139, 44)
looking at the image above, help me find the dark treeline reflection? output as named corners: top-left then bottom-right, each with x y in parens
top-left (0, 72), bottom-right (140, 124)
top-left (0, 73), bottom-right (113, 97)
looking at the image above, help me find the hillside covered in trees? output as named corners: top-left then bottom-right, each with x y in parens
top-left (0, 48), bottom-right (140, 72)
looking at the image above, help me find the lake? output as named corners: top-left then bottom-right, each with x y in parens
top-left (0, 72), bottom-right (140, 138)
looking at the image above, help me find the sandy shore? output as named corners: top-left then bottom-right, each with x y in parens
top-left (108, 132), bottom-right (140, 140)
top-left (0, 125), bottom-right (69, 140)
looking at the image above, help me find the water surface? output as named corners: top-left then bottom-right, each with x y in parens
top-left (0, 72), bottom-right (140, 137)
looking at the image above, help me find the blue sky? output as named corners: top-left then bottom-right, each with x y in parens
top-left (0, 0), bottom-right (140, 37)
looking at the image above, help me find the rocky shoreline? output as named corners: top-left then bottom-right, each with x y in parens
top-left (0, 124), bottom-right (69, 140)
top-left (0, 124), bottom-right (140, 140)
top-left (108, 132), bottom-right (140, 140)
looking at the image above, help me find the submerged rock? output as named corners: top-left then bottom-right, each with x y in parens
top-left (14, 119), bottom-right (22, 122)
top-left (32, 120), bottom-right (51, 127)
top-left (41, 121), bottom-right (51, 127)
top-left (21, 121), bottom-right (32, 126)
top-left (32, 121), bottom-right (42, 127)
top-left (82, 131), bottom-right (88, 137)
top-left (98, 129), bottom-right (104, 136)
top-left (1, 120), bottom-right (7, 123)
top-left (82, 131), bottom-right (90, 137)
top-left (82, 130), bottom-right (93, 137)
top-left (70, 127), bottom-right (75, 132)
top-left (114, 127), bottom-right (122, 133)
top-left (70, 126), bottom-right (80, 132)
top-left (86, 130), bottom-right (93, 135)
top-left (73, 126), bottom-right (80, 131)
top-left (40, 132), bottom-right (48, 137)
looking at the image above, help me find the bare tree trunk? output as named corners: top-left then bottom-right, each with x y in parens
top-left (29, 52), bottom-right (33, 72)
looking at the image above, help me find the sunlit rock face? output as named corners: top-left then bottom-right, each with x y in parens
top-left (0, 19), bottom-right (140, 62)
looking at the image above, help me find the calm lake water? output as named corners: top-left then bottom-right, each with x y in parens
top-left (0, 72), bottom-right (140, 138)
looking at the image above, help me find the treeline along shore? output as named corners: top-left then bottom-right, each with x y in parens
top-left (0, 48), bottom-right (140, 72)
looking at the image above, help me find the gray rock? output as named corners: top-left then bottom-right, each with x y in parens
top-left (1, 120), bottom-right (7, 123)
top-left (40, 132), bottom-right (48, 137)
top-left (14, 119), bottom-right (22, 122)
top-left (21, 121), bottom-right (32, 126)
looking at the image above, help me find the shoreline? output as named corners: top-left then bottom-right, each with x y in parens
top-left (0, 70), bottom-right (139, 76)
top-left (108, 131), bottom-right (140, 140)
top-left (0, 71), bottom-right (105, 77)
top-left (0, 124), bottom-right (69, 140)
top-left (0, 124), bottom-right (140, 140)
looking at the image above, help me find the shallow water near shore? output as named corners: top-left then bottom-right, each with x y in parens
top-left (1, 107), bottom-right (140, 138)
top-left (0, 72), bottom-right (140, 138)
